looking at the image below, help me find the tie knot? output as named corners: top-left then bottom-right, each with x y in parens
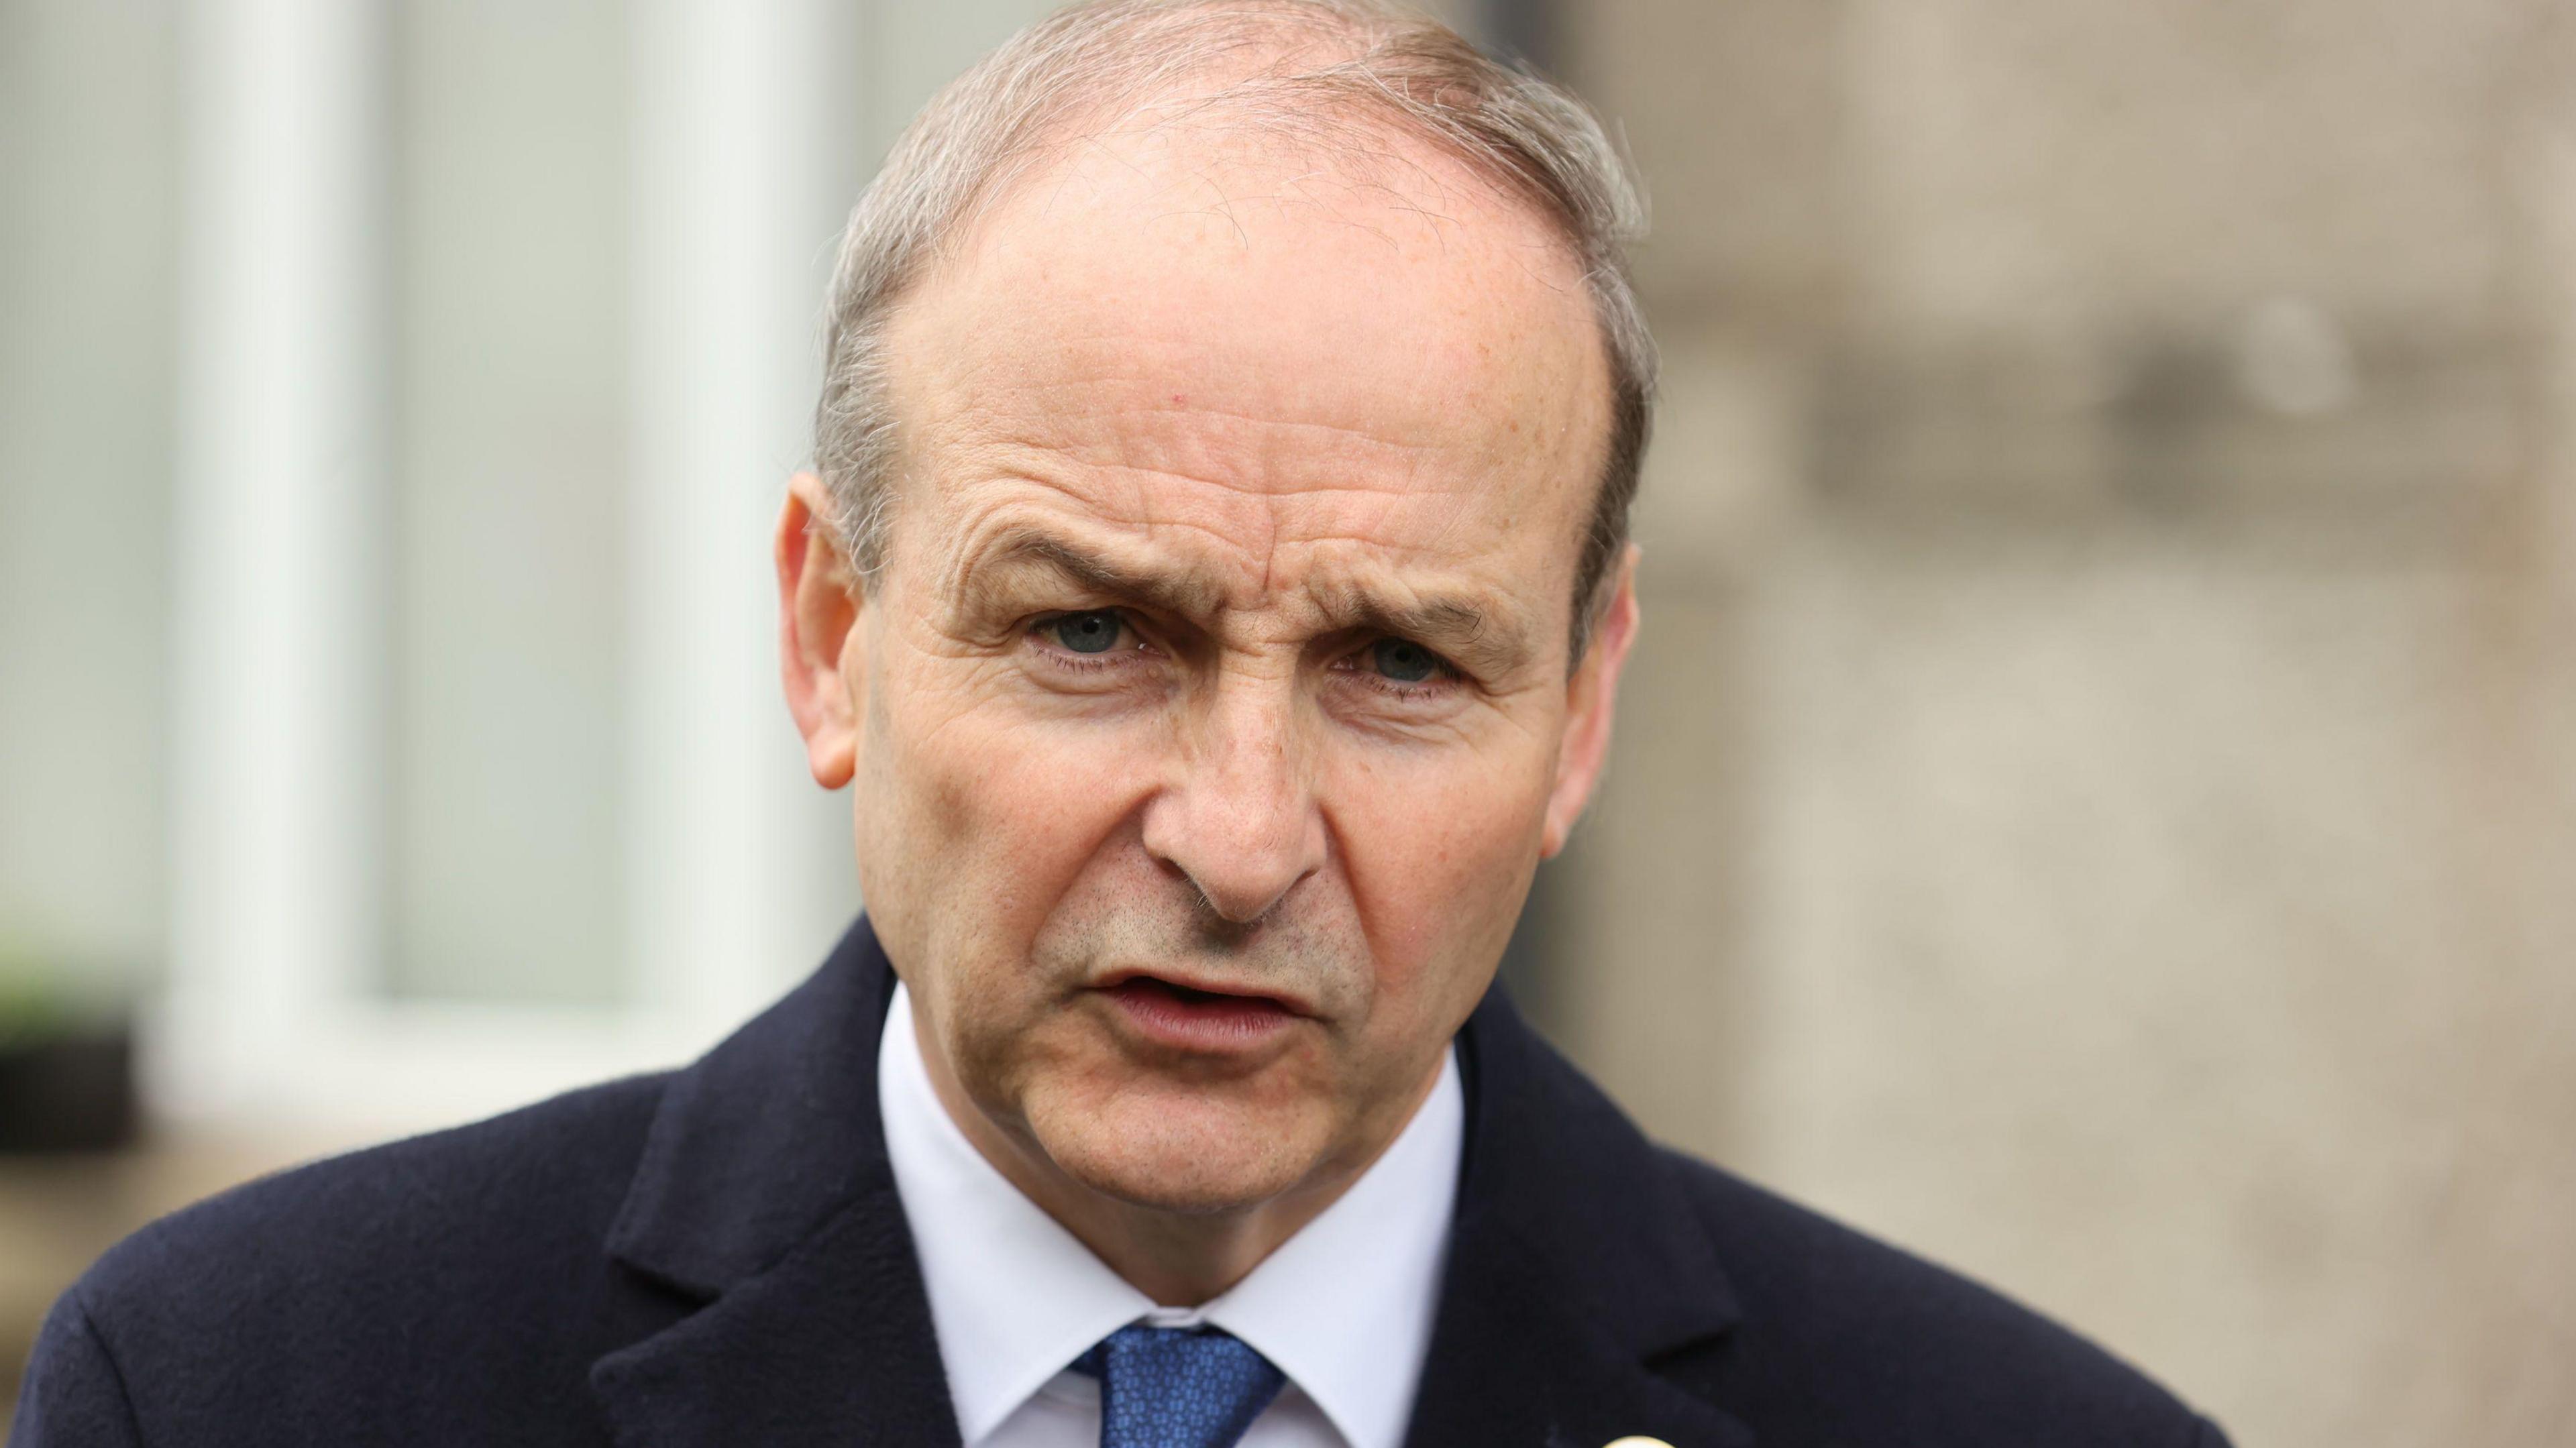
top-left (1076, 1324), bottom-right (1287, 1448)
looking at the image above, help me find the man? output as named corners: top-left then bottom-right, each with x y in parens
top-left (13, 3), bottom-right (2230, 1445)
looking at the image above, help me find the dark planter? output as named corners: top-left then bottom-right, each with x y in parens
top-left (0, 1024), bottom-right (137, 1153)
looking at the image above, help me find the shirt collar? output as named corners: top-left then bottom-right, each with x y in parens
top-left (880, 980), bottom-right (1463, 1448)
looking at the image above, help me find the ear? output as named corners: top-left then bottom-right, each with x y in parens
top-left (776, 471), bottom-right (865, 789)
top-left (1539, 544), bottom-right (1642, 858)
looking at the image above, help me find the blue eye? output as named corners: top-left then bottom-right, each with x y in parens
top-left (1372, 638), bottom-right (1440, 683)
top-left (1053, 610), bottom-right (1124, 654)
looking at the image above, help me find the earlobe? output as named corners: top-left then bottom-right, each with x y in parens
top-left (775, 472), bottom-right (865, 789)
top-left (1538, 545), bottom-right (1642, 859)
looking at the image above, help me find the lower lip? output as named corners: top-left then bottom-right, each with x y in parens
top-left (1103, 978), bottom-right (1300, 1052)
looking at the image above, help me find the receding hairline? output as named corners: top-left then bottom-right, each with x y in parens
top-left (991, 107), bottom-right (1585, 282)
top-left (1003, 44), bottom-right (1572, 249)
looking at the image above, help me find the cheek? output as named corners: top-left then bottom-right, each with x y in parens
top-left (1323, 741), bottom-right (1552, 1007)
top-left (874, 662), bottom-right (1165, 951)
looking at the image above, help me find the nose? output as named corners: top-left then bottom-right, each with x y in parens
top-left (1139, 671), bottom-right (1327, 924)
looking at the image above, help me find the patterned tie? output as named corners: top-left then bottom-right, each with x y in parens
top-left (1073, 1323), bottom-right (1288, 1448)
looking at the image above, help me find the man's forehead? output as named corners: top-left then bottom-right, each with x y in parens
top-left (886, 113), bottom-right (1613, 488)
top-left (875, 120), bottom-right (1613, 655)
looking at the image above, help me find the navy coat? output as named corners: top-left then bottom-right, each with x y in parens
top-left (13, 917), bottom-right (2229, 1446)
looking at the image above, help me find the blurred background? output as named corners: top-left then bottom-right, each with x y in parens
top-left (4, 0), bottom-right (2573, 1439)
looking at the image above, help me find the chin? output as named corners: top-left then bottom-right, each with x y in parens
top-left (1026, 1085), bottom-right (1326, 1215)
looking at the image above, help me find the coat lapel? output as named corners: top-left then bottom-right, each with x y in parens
top-left (589, 1178), bottom-right (959, 1447)
top-left (588, 918), bottom-right (961, 1448)
top-left (1405, 988), bottom-right (1755, 1448)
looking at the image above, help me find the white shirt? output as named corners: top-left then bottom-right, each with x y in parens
top-left (879, 981), bottom-right (1464, 1448)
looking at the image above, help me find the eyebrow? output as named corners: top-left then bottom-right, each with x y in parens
top-left (963, 525), bottom-right (1230, 619)
top-left (959, 524), bottom-right (1536, 677)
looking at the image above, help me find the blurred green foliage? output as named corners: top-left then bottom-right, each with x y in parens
top-left (0, 935), bottom-right (123, 1050)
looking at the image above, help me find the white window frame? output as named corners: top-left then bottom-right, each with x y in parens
top-left (148, 0), bottom-right (867, 1139)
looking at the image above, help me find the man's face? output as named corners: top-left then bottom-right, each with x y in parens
top-left (795, 121), bottom-right (1633, 1215)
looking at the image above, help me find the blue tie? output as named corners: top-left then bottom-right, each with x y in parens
top-left (1074, 1323), bottom-right (1287, 1448)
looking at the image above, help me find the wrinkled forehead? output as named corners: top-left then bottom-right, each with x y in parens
top-left (877, 113), bottom-right (1615, 604)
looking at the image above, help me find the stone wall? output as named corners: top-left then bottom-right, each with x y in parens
top-left (1538, 1), bottom-right (2576, 1441)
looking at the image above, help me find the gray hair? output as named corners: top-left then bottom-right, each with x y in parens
top-left (813, 0), bottom-right (1653, 659)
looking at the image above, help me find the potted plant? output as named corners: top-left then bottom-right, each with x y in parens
top-left (0, 938), bottom-right (136, 1154)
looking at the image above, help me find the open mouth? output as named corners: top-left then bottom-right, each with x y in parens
top-left (1102, 974), bottom-right (1301, 1050)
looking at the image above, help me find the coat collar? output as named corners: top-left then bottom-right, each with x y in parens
top-left (590, 916), bottom-right (1749, 1448)
top-left (1401, 980), bottom-right (1751, 1448)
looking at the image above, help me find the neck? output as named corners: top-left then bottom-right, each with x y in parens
top-left (910, 999), bottom-right (1443, 1306)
